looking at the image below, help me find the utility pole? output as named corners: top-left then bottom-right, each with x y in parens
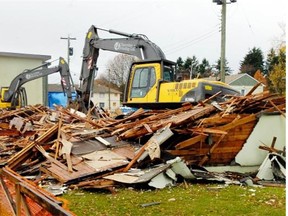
top-left (213, 0), bottom-right (237, 83)
top-left (190, 63), bottom-right (193, 79)
top-left (60, 35), bottom-right (76, 67)
top-left (108, 69), bottom-right (111, 110)
top-left (220, 0), bottom-right (226, 83)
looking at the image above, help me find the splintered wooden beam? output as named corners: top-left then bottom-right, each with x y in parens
top-left (196, 91), bottom-right (222, 106)
top-left (114, 104), bottom-right (192, 131)
top-left (175, 135), bottom-right (207, 150)
top-left (217, 114), bottom-right (257, 131)
top-left (118, 105), bottom-right (215, 140)
top-left (171, 106), bottom-right (216, 126)
top-left (7, 123), bottom-right (59, 170)
top-left (55, 114), bottom-right (63, 159)
top-left (60, 107), bottom-right (103, 128)
top-left (245, 82), bottom-right (262, 96)
top-left (106, 108), bottom-right (147, 127)
top-left (189, 128), bottom-right (227, 135)
top-left (269, 100), bottom-right (286, 117)
top-left (258, 136), bottom-right (283, 154)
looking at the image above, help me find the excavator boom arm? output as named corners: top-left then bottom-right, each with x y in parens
top-left (4, 57), bottom-right (73, 105)
top-left (78, 25), bottom-right (166, 112)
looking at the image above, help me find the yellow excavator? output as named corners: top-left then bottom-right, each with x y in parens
top-left (76, 25), bottom-right (239, 111)
top-left (0, 57), bottom-right (73, 109)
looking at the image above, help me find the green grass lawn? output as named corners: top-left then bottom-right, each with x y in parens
top-left (62, 183), bottom-right (286, 216)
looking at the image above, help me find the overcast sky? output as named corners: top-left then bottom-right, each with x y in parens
top-left (0, 0), bottom-right (286, 84)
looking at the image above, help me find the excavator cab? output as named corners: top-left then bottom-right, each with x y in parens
top-left (124, 59), bottom-right (177, 108)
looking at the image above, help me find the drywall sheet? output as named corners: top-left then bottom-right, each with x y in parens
top-left (235, 114), bottom-right (285, 166)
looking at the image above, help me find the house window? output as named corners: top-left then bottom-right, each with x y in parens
top-left (113, 102), bottom-right (116, 107)
top-left (241, 89), bottom-right (245, 96)
top-left (114, 93), bottom-right (118, 97)
top-left (99, 102), bottom-right (105, 108)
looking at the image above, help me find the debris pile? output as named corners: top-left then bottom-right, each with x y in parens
top-left (0, 91), bottom-right (285, 187)
top-left (0, 90), bottom-right (286, 214)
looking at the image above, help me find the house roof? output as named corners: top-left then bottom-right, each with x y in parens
top-left (93, 85), bottom-right (122, 94)
top-left (204, 73), bottom-right (260, 86)
top-left (0, 51), bottom-right (51, 61)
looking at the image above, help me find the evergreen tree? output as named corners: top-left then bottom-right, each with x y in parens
top-left (176, 57), bottom-right (184, 70)
top-left (215, 58), bottom-right (231, 76)
top-left (240, 47), bottom-right (264, 77)
top-left (198, 58), bottom-right (211, 78)
top-left (183, 56), bottom-right (199, 78)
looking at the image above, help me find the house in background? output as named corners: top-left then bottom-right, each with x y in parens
top-left (205, 73), bottom-right (264, 95)
top-left (90, 84), bottom-right (122, 112)
top-left (225, 74), bottom-right (264, 95)
top-left (0, 52), bottom-right (51, 105)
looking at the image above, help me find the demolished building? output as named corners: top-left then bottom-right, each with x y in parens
top-left (0, 90), bottom-right (286, 215)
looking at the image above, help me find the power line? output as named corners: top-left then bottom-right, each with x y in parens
top-left (164, 27), bottom-right (220, 55)
top-left (163, 24), bottom-right (220, 50)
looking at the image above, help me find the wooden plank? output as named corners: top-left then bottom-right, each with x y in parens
top-left (60, 139), bottom-right (73, 172)
top-left (191, 128), bottom-right (228, 135)
top-left (245, 82), bottom-right (262, 96)
top-left (172, 106), bottom-right (216, 126)
top-left (0, 176), bottom-right (16, 215)
top-left (40, 158), bottom-right (96, 183)
top-left (217, 114), bottom-right (257, 131)
top-left (95, 136), bottom-right (111, 147)
top-left (55, 114), bottom-right (63, 159)
top-left (175, 135), bottom-right (206, 150)
top-left (35, 145), bottom-right (70, 171)
top-left (15, 184), bottom-right (21, 216)
top-left (143, 123), bottom-right (153, 133)
top-left (269, 100), bottom-right (286, 117)
top-left (112, 146), bottom-right (135, 160)
top-left (115, 105), bottom-right (191, 131)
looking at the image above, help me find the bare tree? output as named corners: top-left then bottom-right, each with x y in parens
top-left (98, 54), bottom-right (138, 91)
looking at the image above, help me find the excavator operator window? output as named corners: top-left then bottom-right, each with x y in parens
top-left (130, 67), bottom-right (155, 98)
top-left (163, 65), bottom-right (174, 82)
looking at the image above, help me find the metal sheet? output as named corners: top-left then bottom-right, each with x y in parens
top-left (148, 172), bottom-right (174, 189)
top-left (168, 157), bottom-right (196, 179)
top-left (71, 140), bottom-right (106, 155)
top-left (104, 164), bottom-right (171, 184)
